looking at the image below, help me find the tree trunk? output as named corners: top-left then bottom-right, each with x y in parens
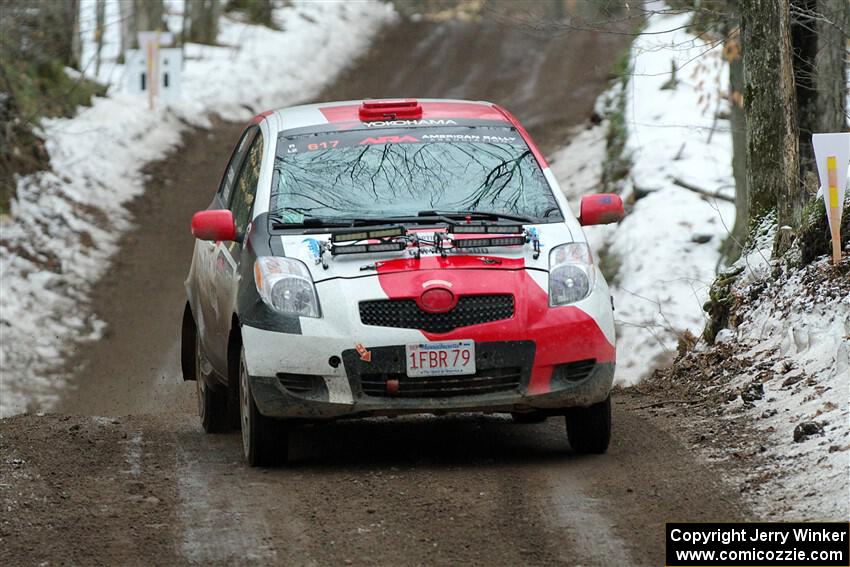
top-left (816, 0), bottom-right (849, 133)
top-left (790, 0), bottom-right (819, 195)
top-left (38, 0), bottom-right (81, 69)
top-left (186, 0), bottom-right (222, 45)
top-left (720, 7), bottom-right (749, 264)
top-left (94, 0), bottom-right (105, 76)
top-left (740, 0), bottom-right (801, 255)
top-left (118, 0), bottom-right (130, 60)
top-left (128, 0), bottom-right (167, 48)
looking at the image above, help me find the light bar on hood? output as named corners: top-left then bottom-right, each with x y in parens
top-left (331, 225), bottom-right (406, 243)
top-left (452, 236), bottom-right (525, 249)
top-left (331, 241), bottom-right (407, 256)
top-left (449, 223), bottom-right (524, 234)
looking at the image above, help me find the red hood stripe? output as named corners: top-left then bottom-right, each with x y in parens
top-left (374, 260), bottom-right (615, 394)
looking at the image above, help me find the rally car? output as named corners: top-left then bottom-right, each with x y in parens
top-left (181, 98), bottom-right (624, 466)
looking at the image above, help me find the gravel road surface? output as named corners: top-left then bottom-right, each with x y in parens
top-left (1, 14), bottom-right (750, 566)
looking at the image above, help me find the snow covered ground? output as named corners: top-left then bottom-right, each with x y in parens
top-left (723, 250), bottom-right (849, 520)
top-left (551, 10), bottom-right (736, 386)
top-left (0, 0), bottom-right (396, 417)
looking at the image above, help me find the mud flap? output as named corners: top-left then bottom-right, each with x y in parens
top-left (181, 302), bottom-right (197, 381)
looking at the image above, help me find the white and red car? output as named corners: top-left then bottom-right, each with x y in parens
top-left (181, 99), bottom-right (624, 465)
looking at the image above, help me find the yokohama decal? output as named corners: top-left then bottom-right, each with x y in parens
top-left (374, 256), bottom-right (615, 394)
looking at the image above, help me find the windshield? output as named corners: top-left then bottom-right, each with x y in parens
top-left (270, 125), bottom-right (561, 225)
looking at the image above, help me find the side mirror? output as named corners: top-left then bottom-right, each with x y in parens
top-left (579, 194), bottom-right (625, 226)
top-left (191, 209), bottom-right (236, 241)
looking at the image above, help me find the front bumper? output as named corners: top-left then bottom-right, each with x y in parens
top-left (244, 330), bottom-right (615, 420)
top-left (240, 266), bottom-right (617, 420)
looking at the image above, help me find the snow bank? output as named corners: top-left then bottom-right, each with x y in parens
top-left (709, 222), bottom-right (849, 519)
top-left (553, 11), bottom-right (736, 385)
top-left (729, 257), bottom-right (849, 519)
top-left (0, 1), bottom-right (396, 417)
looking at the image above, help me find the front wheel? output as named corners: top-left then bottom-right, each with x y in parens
top-left (196, 334), bottom-right (228, 433)
top-left (565, 396), bottom-right (611, 454)
top-left (239, 347), bottom-right (289, 466)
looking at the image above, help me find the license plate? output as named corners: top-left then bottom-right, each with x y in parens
top-left (405, 340), bottom-right (476, 377)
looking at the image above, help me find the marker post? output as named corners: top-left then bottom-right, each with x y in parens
top-left (827, 156), bottom-right (841, 265)
top-left (812, 133), bottom-right (849, 266)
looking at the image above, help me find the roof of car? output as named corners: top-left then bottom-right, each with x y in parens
top-left (251, 98), bottom-right (549, 168)
top-left (257, 98), bottom-right (511, 132)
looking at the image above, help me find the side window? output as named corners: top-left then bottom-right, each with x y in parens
top-left (218, 126), bottom-right (257, 205)
top-left (230, 133), bottom-right (264, 235)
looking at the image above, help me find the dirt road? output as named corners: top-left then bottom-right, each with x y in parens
top-left (2, 13), bottom-right (752, 567)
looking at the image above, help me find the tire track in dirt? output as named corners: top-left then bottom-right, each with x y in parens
top-left (175, 420), bottom-right (313, 564)
top-left (1, 400), bottom-right (749, 565)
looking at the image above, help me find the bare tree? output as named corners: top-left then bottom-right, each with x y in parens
top-left (186, 0), bottom-right (223, 45)
top-left (94, 0), bottom-right (106, 76)
top-left (118, 0), bottom-right (167, 54)
top-left (741, 0), bottom-right (801, 255)
top-left (719, 2), bottom-right (749, 263)
top-left (130, 0), bottom-right (167, 46)
top-left (815, 0), bottom-right (849, 133)
top-left (791, 0), bottom-right (820, 193)
top-left (118, 0), bottom-right (130, 57)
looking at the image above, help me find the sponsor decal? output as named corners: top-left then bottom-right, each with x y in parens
top-left (355, 343), bottom-right (372, 362)
top-left (358, 135), bottom-right (419, 145)
top-left (276, 125), bottom-right (525, 156)
top-left (416, 246), bottom-right (491, 256)
top-left (527, 227), bottom-right (544, 247)
top-left (526, 227), bottom-right (543, 259)
top-left (306, 140), bottom-right (339, 151)
top-left (363, 119), bottom-right (458, 127)
top-left (421, 133), bottom-right (517, 143)
top-left (302, 238), bottom-right (322, 263)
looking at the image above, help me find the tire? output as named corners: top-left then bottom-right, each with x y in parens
top-left (510, 412), bottom-right (548, 424)
top-left (239, 347), bottom-right (289, 467)
top-left (565, 395), bottom-right (611, 454)
top-left (196, 333), bottom-right (228, 433)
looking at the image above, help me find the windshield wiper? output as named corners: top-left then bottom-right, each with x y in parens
top-left (417, 210), bottom-right (535, 223)
top-left (271, 211), bottom-right (536, 231)
top-left (271, 214), bottom-right (453, 231)
top-left (270, 215), bottom-right (355, 229)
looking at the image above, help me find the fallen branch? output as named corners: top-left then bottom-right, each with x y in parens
top-left (635, 398), bottom-right (708, 410)
top-left (671, 177), bottom-right (735, 203)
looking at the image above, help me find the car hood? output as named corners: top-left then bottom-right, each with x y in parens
top-left (276, 223), bottom-right (577, 283)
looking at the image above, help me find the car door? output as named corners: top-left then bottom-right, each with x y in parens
top-left (209, 129), bottom-right (265, 367)
top-left (195, 126), bottom-right (257, 373)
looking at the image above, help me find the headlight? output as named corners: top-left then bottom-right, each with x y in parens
top-left (254, 257), bottom-right (320, 317)
top-left (549, 243), bottom-right (595, 306)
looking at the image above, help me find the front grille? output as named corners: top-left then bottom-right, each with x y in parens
top-left (360, 367), bottom-right (522, 398)
top-left (359, 295), bottom-right (514, 333)
top-left (553, 359), bottom-right (596, 382)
